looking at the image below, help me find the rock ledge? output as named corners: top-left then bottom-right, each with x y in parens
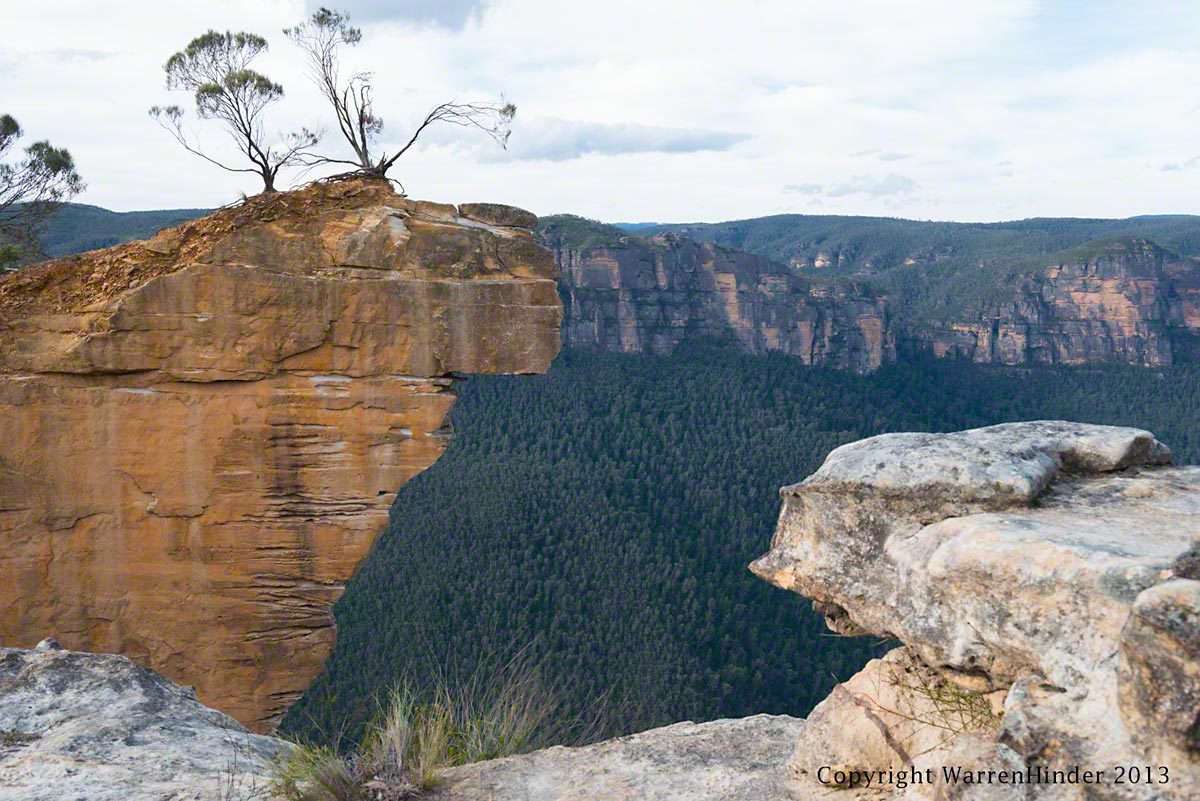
top-left (754, 420), bottom-right (1200, 800)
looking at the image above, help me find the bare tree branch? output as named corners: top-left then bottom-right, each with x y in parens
top-left (379, 101), bottom-right (515, 174)
top-left (152, 30), bottom-right (321, 193)
top-left (285, 8), bottom-right (516, 179)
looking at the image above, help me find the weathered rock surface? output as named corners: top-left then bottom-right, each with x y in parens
top-left (752, 421), bottom-right (1200, 800)
top-left (0, 641), bottom-right (288, 801)
top-left (540, 218), bottom-right (892, 373)
top-left (0, 653), bottom-right (810, 801)
top-left (0, 179), bottom-right (562, 732)
top-left (434, 714), bottom-right (809, 801)
top-left (905, 238), bottom-right (1200, 365)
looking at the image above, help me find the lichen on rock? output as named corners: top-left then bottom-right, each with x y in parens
top-left (0, 643), bottom-right (289, 801)
top-left (753, 420), bottom-right (1200, 800)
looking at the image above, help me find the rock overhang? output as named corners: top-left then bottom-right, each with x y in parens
top-left (0, 178), bottom-right (563, 732)
top-left (752, 420), bottom-right (1200, 799)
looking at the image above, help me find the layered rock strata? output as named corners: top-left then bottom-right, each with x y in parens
top-left (542, 221), bottom-right (893, 373)
top-left (752, 421), bottom-right (1200, 800)
top-left (904, 239), bottom-right (1200, 365)
top-left (0, 180), bottom-right (562, 732)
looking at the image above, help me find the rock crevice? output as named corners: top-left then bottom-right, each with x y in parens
top-left (753, 421), bottom-right (1200, 800)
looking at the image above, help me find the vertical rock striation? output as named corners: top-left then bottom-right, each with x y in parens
top-left (541, 219), bottom-right (892, 373)
top-left (542, 220), bottom-right (1200, 370)
top-left (0, 179), bottom-right (562, 732)
top-left (906, 238), bottom-right (1200, 365)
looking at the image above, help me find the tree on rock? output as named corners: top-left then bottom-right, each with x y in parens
top-left (150, 31), bottom-right (319, 193)
top-left (285, 8), bottom-right (515, 180)
top-left (0, 114), bottom-right (84, 271)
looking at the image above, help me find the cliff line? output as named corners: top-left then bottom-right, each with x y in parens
top-left (0, 178), bottom-right (562, 732)
top-left (541, 217), bottom-right (1200, 370)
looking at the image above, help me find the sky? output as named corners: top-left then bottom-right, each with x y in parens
top-left (4, 0), bottom-right (1200, 223)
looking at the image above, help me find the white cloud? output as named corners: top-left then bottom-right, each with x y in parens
top-left (785, 174), bottom-right (917, 199)
top-left (825, 174), bottom-right (918, 198)
top-left (783, 183), bottom-right (824, 196)
top-left (4, 0), bottom-right (1200, 222)
top-left (303, 0), bottom-right (489, 29)
top-left (1162, 157), bottom-right (1200, 172)
top-left (429, 117), bottom-right (748, 162)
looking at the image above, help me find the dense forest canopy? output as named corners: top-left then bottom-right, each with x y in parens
top-left (35, 204), bottom-right (208, 259)
top-left (282, 346), bottom-right (1200, 746)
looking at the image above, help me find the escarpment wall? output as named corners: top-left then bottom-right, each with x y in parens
top-left (547, 230), bottom-right (893, 373)
top-left (0, 180), bottom-right (562, 732)
top-left (902, 239), bottom-right (1200, 366)
top-left (544, 226), bottom-right (1200, 370)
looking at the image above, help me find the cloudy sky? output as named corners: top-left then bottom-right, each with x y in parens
top-left (5, 1), bottom-right (1200, 222)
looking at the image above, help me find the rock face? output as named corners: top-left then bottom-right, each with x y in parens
top-left (0, 640), bottom-right (288, 801)
top-left (541, 219), bottom-right (892, 373)
top-left (543, 220), bottom-right (1200, 370)
top-left (0, 650), bottom-right (806, 801)
top-left (752, 421), bottom-right (1200, 800)
top-left (434, 714), bottom-right (805, 801)
top-left (0, 179), bottom-right (562, 732)
top-left (904, 238), bottom-right (1200, 365)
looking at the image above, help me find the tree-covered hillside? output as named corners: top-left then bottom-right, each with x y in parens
top-left (642, 213), bottom-right (1200, 275)
top-left (539, 212), bottom-right (1200, 323)
top-left (38, 203), bottom-right (207, 258)
top-left (282, 346), bottom-right (1200, 745)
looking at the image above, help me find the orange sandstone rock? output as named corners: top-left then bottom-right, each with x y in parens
top-left (0, 179), bottom-right (562, 732)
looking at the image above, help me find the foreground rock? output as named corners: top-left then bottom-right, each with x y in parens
top-left (0, 641), bottom-right (287, 801)
top-left (434, 714), bottom-right (807, 801)
top-left (752, 421), bottom-right (1200, 800)
top-left (0, 179), bottom-right (562, 731)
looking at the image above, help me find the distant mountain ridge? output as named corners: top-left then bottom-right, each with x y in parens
top-left (539, 215), bottom-right (892, 372)
top-left (538, 212), bottom-right (1200, 369)
top-left (32, 202), bottom-right (1200, 369)
top-left (39, 203), bottom-right (209, 259)
top-left (640, 213), bottom-right (1200, 277)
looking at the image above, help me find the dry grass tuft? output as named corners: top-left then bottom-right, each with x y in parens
top-left (273, 652), bottom-right (610, 800)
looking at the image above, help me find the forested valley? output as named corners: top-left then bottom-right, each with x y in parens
top-left (282, 345), bottom-right (1200, 745)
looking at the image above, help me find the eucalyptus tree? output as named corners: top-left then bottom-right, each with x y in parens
top-left (150, 30), bottom-right (318, 193)
top-left (0, 114), bottom-right (84, 270)
top-left (285, 8), bottom-right (515, 179)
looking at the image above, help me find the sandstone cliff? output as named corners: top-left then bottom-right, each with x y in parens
top-left (540, 218), bottom-right (1200, 370)
top-left (753, 421), bottom-right (1200, 800)
top-left (0, 179), bottom-right (562, 732)
top-left (539, 217), bottom-right (893, 373)
top-left (907, 238), bottom-right (1200, 365)
top-left (4, 421), bottom-right (1195, 800)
